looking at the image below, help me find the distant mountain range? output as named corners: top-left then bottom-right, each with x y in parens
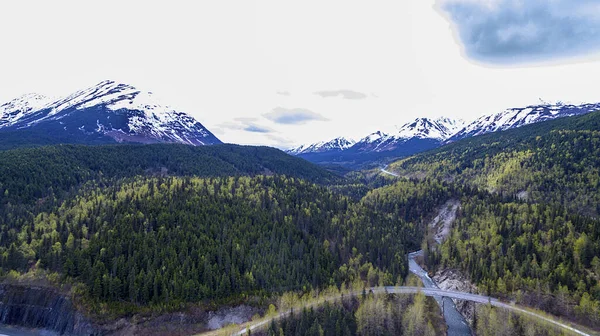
top-left (288, 137), bottom-right (356, 155)
top-left (288, 101), bottom-right (600, 168)
top-left (3, 82), bottom-right (600, 170)
top-left (448, 101), bottom-right (600, 141)
top-left (0, 80), bottom-right (221, 148)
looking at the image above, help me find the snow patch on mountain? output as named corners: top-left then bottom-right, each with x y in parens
top-left (397, 117), bottom-right (464, 141)
top-left (0, 93), bottom-right (53, 128)
top-left (450, 102), bottom-right (600, 141)
top-left (288, 137), bottom-right (355, 155)
top-left (357, 131), bottom-right (389, 144)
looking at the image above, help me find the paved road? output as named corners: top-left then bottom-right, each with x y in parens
top-left (230, 286), bottom-right (593, 336)
top-left (409, 250), bottom-right (472, 336)
top-left (229, 167), bottom-right (594, 336)
top-left (381, 166), bottom-right (471, 335)
top-left (380, 166), bottom-right (400, 177)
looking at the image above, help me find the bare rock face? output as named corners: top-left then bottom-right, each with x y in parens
top-left (429, 200), bottom-right (460, 244)
top-left (0, 284), bottom-right (99, 335)
top-left (433, 269), bottom-right (478, 326)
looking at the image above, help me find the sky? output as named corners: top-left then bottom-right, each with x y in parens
top-left (1, 0), bottom-right (600, 149)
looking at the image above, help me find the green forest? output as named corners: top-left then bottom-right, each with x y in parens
top-left (390, 112), bottom-right (600, 327)
top-left (257, 291), bottom-right (443, 336)
top-left (0, 172), bottom-right (454, 315)
top-left (388, 111), bottom-right (600, 216)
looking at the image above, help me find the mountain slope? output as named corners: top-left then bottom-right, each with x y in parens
top-left (0, 143), bottom-right (338, 207)
top-left (396, 117), bottom-right (464, 141)
top-left (0, 80), bottom-right (221, 148)
top-left (388, 110), bottom-right (600, 216)
top-left (449, 101), bottom-right (600, 141)
top-left (287, 136), bottom-right (355, 155)
top-left (290, 118), bottom-right (463, 169)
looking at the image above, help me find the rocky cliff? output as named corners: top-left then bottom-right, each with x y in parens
top-left (0, 284), bottom-right (99, 335)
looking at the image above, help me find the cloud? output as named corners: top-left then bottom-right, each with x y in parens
top-left (244, 124), bottom-right (272, 133)
top-left (217, 118), bottom-right (274, 133)
top-left (264, 107), bottom-right (328, 125)
top-left (437, 0), bottom-right (600, 63)
top-left (314, 90), bottom-right (367, 100)
top-left (276, 91), bottom-right (291, 96)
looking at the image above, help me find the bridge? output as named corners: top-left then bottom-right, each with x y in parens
top-left (227, 286), bottom-right (594, 336)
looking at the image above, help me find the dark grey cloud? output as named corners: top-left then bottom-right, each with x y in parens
top-left (438, 0), bottom-right (600, 64)
top-left (314, 90), bottom-right (367, 100)
top-left (218, 118), bottom-right (274, 133)
top-left (264, 107), bottom-right (328, 125)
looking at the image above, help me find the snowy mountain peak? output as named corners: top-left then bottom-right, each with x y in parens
top-left (47, 80), bottom-right (174, 116)
top-left (397, 117), bottom-right (464, 141)
top-left (358, 131), bottom-right (389, 144)
top-left (288, 136), bottom-right (355, 155)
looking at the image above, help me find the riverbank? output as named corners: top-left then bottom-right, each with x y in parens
top-left (408, 251), bottom-right (472, 336)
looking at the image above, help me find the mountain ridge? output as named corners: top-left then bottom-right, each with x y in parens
top-left (288, 101), bottom-right (600, 168)
top-left (448, 101), bottom-right (600, 141)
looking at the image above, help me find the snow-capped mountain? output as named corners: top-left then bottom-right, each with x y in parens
top-left (351, 117), bottom-right (464, 153)
top-left (287, 101), bottom-right (600, 169)
top-left (397, 117), bottom-right (464, 141)
top-left (289, 117), bottom-right (464, 156)
top-left (0, 80), bottom-right (221, 146)
top-left (449, 102), bottom-right (600, 141)
top-left (288, 137), bottom-right (355, 155)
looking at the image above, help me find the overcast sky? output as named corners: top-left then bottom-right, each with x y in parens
top-left (1, 0), bottom-right (600, 148)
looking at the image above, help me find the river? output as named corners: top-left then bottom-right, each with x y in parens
top-left (408, 250), bottom-right (472, 336)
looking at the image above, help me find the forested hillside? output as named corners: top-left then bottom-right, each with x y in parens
top-left (388, 111), bottom-right (600, 216)
top-left (0, 143), bottom-right (337, 207)
top-left (385, 112), bottom-right (600, 327)
top-left (424, 195), bottom-right (600, 325)
top-left (0, 172), bottom-right (455, 316)
top-left (257, 291), bottom-right (445, 336)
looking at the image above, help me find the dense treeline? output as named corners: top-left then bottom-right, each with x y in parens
top-left (0, 143), bottom-right (338, 208)
top-left (384, 112), bottom-right (600, 327)
top-left (424, 194), bottom-right (600, 326)
top-left (0, 176), bottom-right (454, 311)
top-left (473, 304), bottom-right (573, 336)
top-left (389, 111), bottom-right (600, 216)
top-left (257, 291), bottom-right (443, 336)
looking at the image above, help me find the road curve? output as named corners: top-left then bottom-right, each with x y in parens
top-left (230, 286), bottom-right (593, 336)
top-left (227, 169), bottom-right (591, 336)
top-left (380, 166), bottom-right (400, 177)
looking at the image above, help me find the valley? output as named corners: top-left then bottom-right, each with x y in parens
top-left (2, 1), bottom-right (600, 335)
top-left (0, 88), bottom-right (599, 335)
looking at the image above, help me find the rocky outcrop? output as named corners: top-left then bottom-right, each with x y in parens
top-left (433, 269), bottom-right (478, 326)
top-left (0, 284), bottom-right (262, 336)
top-left (0, 284), bottom-right (99, 335)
